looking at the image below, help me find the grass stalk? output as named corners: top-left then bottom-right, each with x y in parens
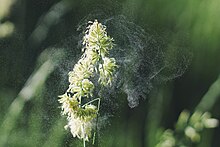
top-left (196, 74), bottom-right (220, 112)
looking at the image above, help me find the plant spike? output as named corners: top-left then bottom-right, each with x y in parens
top-left (58, 20), bottom-right (117, 144)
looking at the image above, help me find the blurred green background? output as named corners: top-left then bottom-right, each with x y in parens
top-left (0, 0), bottom-right (220, 146)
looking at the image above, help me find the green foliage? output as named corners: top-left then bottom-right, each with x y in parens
top-left (1, 0), bottom-right (220, 147)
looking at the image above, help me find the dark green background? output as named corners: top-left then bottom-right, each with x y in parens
top-left (0, 0), bottom-right (220, 146)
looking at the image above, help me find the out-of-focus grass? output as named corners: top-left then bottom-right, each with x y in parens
top-left (196, 74), bottom-right (220, 112)
top-left (146, 83), bottom-right (174, 147)
top-left (0, 0), bottom-right (220, 147)
top-left (0, 60), bottom-right (55, 146)
top-left (0, 47), bottom-right (65, 146)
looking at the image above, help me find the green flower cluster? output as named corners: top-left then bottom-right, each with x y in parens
top-left (156, 110), bottom-right (218, 147)
top-left (58, 20), bottom-right (117, 141)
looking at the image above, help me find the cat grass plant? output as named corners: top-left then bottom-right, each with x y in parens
top-left (58, 20), bottom-right (117, 146)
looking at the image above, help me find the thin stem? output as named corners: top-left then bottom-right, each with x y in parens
top-left (92, 132), bottom-right (96, 145)
top-left (97, 98), bottom-right (101, 112)
top-left (94, 98), bottom-right (101, 146)
top-left (94, 113), bottom-right (99, 147)
top-left (82, 98), bottom-right (100, 109)
top-left (83, 138), bottom-right (86, 147)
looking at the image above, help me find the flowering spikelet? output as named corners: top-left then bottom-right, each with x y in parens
top-left (59, 20), bottom-right (117, 142)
